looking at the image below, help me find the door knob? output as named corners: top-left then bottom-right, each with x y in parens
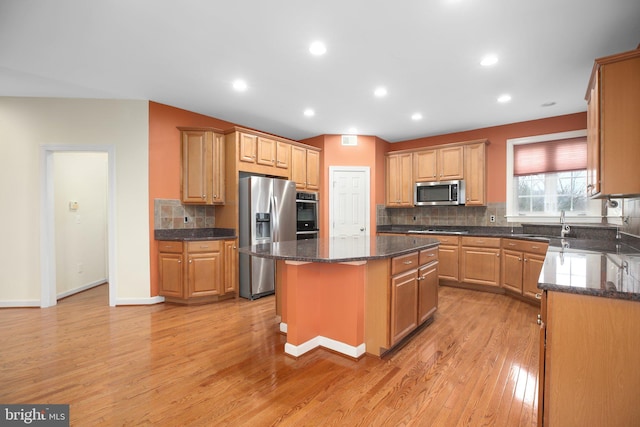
top-left (360, 227), bottom-right (365, 231)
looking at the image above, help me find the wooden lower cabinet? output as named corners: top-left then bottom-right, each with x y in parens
top-left (539, 290), bottom-right (640, 426)
top-left (366, 248), bottom-right (439, 356)
top-left (460, 237), bottom-right (501, 287)
top-left (429, 235), bottom-right (459, 281)
top-left (390, 269), bottom-right (419, 344)
top-left (158, 239), bottom-right (238, 304)
top-left (501, 239), bottom-right (548, 302)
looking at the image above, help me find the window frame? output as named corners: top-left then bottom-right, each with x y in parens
top-left (506, 129), bottom-right (602, 224)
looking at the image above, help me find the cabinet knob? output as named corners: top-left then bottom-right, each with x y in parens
top-left (202, 195), bottom-right (206, 199)
top-left (518, 257), bottom-right (522, 261)
top-left (178, 260), bottom-right (181, 263)
top-left (535, 293), bottom-right (542, 299)
top-left (189, 259), bottom-right (192, 263)
top-left (524, 258), bottom-right (528, 262)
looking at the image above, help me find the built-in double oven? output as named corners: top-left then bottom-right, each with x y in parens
top-left (296, 191), bottom-right (319, 240)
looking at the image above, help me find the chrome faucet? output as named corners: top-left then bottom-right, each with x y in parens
top-left (560, 210), bottom-right (571, 238)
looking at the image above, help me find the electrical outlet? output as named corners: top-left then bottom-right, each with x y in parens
top-left (184, 216), bottom-right (189, 223)
top-left (413, 216), bottom-right (417, 221)
top-left (490, 215), bottom-right (496, 223)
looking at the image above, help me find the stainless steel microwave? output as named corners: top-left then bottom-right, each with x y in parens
top-left (415, 180), bottom-right (465, 206)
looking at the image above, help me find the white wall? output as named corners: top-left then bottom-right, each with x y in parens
top-left (0, 97), bottom-right (151, 305)
top-left (54, 152), bottom-right (108, 297)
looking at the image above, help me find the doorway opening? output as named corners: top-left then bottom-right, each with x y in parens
top-left (40, 146), bottom-right (117, 307)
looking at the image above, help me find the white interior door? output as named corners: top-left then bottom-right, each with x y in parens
top-left (329, 167), bottom-right (370, 238)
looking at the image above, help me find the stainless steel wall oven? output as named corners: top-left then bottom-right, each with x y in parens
top-left (296, 191), bottom-right (319, 240)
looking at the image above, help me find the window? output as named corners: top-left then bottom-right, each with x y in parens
top-left (506, 130), bottom-right (601, 223)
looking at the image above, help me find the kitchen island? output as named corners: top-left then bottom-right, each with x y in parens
top-left (239, 235), bottom-right (440, 358)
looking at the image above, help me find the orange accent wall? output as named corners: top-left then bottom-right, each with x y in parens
top-left (299, 134), bottom-right (388, 239)
top-left (391, 112), bottom-right (587, 203)
top-left (148, 102), bottom-right (235, 296)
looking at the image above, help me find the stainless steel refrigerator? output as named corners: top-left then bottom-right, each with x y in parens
top-left (239, 176), bottom-right (297, 299)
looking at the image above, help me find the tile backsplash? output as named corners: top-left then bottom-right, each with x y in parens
top-left (378, 198), bottom-right (640, 238)
top-left (154, 199), bottom-right (215, 229)
top-left (377, 202), bottom-right (509, 228)
top-left (622, 197), bottom-right (640, 237)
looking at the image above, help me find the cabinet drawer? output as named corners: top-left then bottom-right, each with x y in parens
top-left (187, 240), bottom-right (222, 253)
top-left (502, 239), bottom-right (549, 254)
top-left (430, 234), bottom-right (460, 245)
top-left (158, 241), bottom-right (183, 253)
top-left (461, 236), bottom-right (501, 248)
top-left (391, 252), bottom-right (419, 275)
top-left (419, 247), bottom-right (438, 265)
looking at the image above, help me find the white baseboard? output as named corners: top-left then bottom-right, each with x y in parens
top-left (284, 336), bottom-right (366, 358)
top-left (115, 296), bottom-right (165, 306)
top-left (57, 279), bottom-right (106, 300)
top-left (0, 300), bottom-right (40, 308)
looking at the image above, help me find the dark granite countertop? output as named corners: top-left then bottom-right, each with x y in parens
top-left (238, 235), bottom-right (439, 263)
top-left (155, 228), bottom-right (236, 241)
top-left (377, 224), bottom-right (640, 301)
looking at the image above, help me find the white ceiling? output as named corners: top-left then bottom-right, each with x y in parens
top-left (1, 0), bottom-right (639, 142)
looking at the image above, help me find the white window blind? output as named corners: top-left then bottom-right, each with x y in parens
top-left (513, 137), bottom-right (587, 176)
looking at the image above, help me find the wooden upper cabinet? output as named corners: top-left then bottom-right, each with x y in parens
top-left (291, 146), bottom-right (320, 190)
top-left (239, 133), bottom-right (257, 163)
top-left (464, 141), bottom-right (486, 206)
top-left (439, 146), bottom-right (464, 180)
top-left (306, 149), bottom-right (320, 190)
top-left (180, 128), bottom-right (225, 205)
top-left (386, 153), bottom-right (413, 207)
top-left (586, 47), bottom-right (640, 197)
top-left (413, 149), bottom-right (438, 181)
top-left (276, 140), bottom-right (290, 170)
top-left (413, 146), bottom-right (463, 182)
top-left (257, 137), bottom-right (276, 167)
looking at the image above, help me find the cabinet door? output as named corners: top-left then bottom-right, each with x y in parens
top-left (439, 146), bottom-right (464, 180)
top-left (437, 244), bottom-right (459, 281)
top-left (398, 153), bottom-right (413, 205)
top-left (211, 132), bottom-right (225, 204)
top-left (413, 150), bottom-right (438, 182)
top-left (501, 249), bottom-right (523, 294)
top-left (187, 252), bottom-right (222, 297)
top-left (223, 240), bottom-right (238, 294)
top-left (181, 130), bottom-right (212, 203)
top-left (523, 253), bottom-right (545, 300)
top-left (158, 253), bottom-right (183, 297)
top-left (257, 137), bottom-right (276, 167)
top-left (390, 269), bottom-right (418, 345)
top-left (386, 155), bottom-right (400, 205)
top-left (239, 133), bottom-right (257, 163)
top-left (418, 263), bottom-right (438, 324)
top-left (291, 145), bottom-right (307, 189)
top-left (276, 141), bottom-right (290, 170)
top-left (464, 142), bottom-right (486, 206)
top-left (460, 246), bottom-right (500, 287)
top-left (306, 149), bottom-right (320, 190)
top-left (586, 80), bottom-right (600, 197)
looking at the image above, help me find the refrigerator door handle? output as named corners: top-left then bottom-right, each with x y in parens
top-left (271, 196), bottom-right (279, 241)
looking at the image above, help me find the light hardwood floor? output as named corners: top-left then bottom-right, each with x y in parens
top-left (0, 284), bottom-right (540, 426)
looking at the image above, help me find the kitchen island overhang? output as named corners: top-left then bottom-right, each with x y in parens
top-left (239, 235), bottom-right (440, 359)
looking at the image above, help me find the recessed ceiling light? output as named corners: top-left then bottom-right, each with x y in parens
top-left (303, 108), bottom-right (315, 117)
top-left (232, 79), bottom-right (248, 92)
top-left (374, 87), bottom-right (388, 97)
top-left (480, 54), bottom-right (498, 67)
top-left (309, 41), bottom-right (327, 56)
top-left (497, 94), bottom-right (512, 103)
top-left (411, 113), bottom-right (423, 121)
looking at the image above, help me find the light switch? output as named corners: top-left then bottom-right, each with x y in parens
top-left (69, 201), bottom-right (79, 211)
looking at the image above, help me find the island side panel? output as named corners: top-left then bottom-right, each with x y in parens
top-left (364, 259), bottom-right (392, 357)
top-left (283, 262), bottom-right (366, 353)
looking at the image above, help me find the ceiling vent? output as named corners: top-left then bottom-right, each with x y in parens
top-left (341, 135), bottom-right (358, 146)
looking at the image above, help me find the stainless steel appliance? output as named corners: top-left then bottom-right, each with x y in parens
top-left (415, 180), bottom-right (465, 206)
top-left (239, 176), bottom-right (297, 299)
top-left (296, 191), bottom-right (319, 240)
